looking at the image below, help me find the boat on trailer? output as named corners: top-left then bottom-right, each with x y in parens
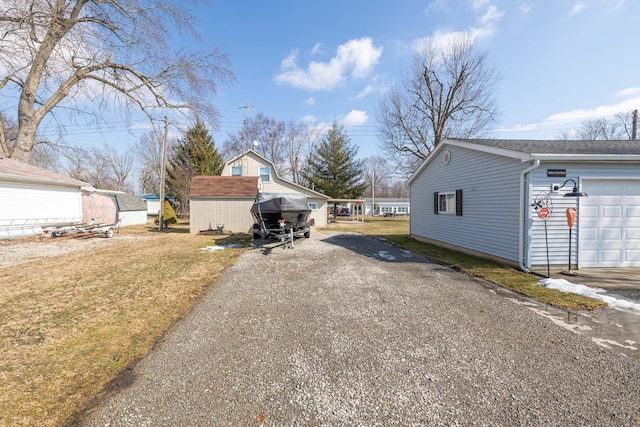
top-left (250, 193), bottom-right (312, 246)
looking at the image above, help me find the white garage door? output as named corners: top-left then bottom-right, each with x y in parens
top-left (579, 179), bottom-right (640, 267)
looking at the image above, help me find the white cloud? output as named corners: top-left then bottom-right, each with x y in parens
top-left (479, 5), bottom-right (504, 24)
top-left (615, 86), bottom-right (640, 97)
top-left (351, 84), bottom-right (385, 100)
top-left (301, 114), bottom-right (317, 123)
top-left (520, 3), bottom-right (531, 13)
top-left (412, 25), bottom-right (495, 54)
top-left (546, 96), bottom-right (640, 122)
top-left (342, 109), bottom-right (368, 126)
top-left (305, 96), bottom-right (315, 105)
top-left (469, 0), bottom-right (490, 10)
top-left (569, 1), bottom-right (588, 15)
top-left (311, 43), bottom-right (323, 56)
top-left (497, 92), bottom-right (640, 138)
top-left (275, 37), bottom-right (383, 91)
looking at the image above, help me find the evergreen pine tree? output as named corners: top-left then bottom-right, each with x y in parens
top-left (306, 120), bottom-right (367, 203)
top-left (167, 119), bottom-right (224, 216)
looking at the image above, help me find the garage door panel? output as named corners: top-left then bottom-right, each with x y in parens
top-left (601, 250), bottom-right (623, 263)
top-left (580, 205), bottom-right (598, 218)
top-left (601, 228), bottom-right (622, 240)
top-left (627, 228), bottom-right (640, 239)
top-left (627, 206), bottom-right (640, 217)
top-left (602, 205), bottom-right (623, 218)
top-left (626, 251), bottom-right (640, 262)
top-left (579, 180), bottom-right (640, 267)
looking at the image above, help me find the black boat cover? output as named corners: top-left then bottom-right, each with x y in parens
top-left (250, 193), bottom-right (311, 215)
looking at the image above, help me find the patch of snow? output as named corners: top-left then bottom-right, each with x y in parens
top-left (200, 244), bottom-right (242, 253)
top-left (377, 251), bottom-right (396, 261)
top-left (540, 278), bottom-right (640, 313)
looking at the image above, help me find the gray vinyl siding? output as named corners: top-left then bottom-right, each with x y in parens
top-left (527, 161), bottom-right (640, 269)
top-left (410, 146), bottom-right (524, 263)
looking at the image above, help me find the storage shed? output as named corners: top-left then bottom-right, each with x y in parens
top-left (407, 139), bottom-right (640, 272)
top-left (0, 156), bottom-right (88, 239)
top-left (189, 176), bottom-right (260, 233)
top-left (82, 189), bottom-right (148, 227)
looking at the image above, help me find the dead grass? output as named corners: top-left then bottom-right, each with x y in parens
top-left (0, 223), bottom-right (251, 427)
top-left (322, 217), bottom-right (606, 311)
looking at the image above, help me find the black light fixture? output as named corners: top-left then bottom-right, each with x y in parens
top-left (553, 179), bottom-right (588, 198)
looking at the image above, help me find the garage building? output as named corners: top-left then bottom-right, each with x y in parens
top-left (408, 139), bottom-right (640, 271)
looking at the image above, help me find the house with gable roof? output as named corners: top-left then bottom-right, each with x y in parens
top-left (189, 150), bottom-right (330, 234)
top-left (408, 138), bottom-right (640, 272)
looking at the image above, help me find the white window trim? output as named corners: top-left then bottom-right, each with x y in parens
top-left (231, 165), bottom-right (242, 176)
top-left (308, 202), bottom-right (318, 210)
top-left (259, 166), bottom-right (271, 183)
top-left (438, 192), bottom-right (456, 214)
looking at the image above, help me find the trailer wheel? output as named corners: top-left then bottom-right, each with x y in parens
top-left (105, 228), bottom-right (114, 238)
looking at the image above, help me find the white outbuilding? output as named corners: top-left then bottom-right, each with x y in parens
top-left (0, 156), bottom-right (88, 239)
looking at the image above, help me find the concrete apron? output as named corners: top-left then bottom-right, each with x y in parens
top-left (526, 267), bottom-right (640, 362)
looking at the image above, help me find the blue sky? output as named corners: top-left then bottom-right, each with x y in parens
top-left (189, 0), bottom-right (639, 159)
top-left (46, 0), bottom-right (640, 161)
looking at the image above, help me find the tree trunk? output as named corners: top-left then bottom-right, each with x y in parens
top-left (11, 117), bottom-right (39, 163)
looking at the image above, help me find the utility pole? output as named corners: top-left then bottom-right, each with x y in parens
top-left (632, 109), bottom-right (638, 140)
top-left (238, 102), bottom-right (252, 151)
top-left (158, 116), bottom-right (169, 232)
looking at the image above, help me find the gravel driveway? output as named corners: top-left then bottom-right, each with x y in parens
top-left (75, 231), bottom-right (640, 426)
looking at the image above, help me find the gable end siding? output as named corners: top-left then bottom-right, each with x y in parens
top-left (410, 146), bottom-right (524, 263)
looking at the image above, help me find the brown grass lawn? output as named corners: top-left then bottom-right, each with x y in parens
top-left (0, 222), bottom-right (250, 427)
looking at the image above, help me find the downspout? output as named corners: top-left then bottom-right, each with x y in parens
top-left (518, 159), bottom-right (541, 273)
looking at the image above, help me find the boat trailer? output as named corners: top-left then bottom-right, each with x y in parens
top-left (42, 219), bottom-right (121, 239)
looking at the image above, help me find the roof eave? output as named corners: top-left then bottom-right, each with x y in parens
top-left (0, 173), bottom-right (87, 188)
top-left (530, 154), bottom-right (640, 161)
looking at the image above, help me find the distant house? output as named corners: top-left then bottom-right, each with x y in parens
top-left (361, 198), bottom-right (410, 216)
top-left (0, 156), bottom-right (89, 239)
top-left (408, 138), bottom-right (640, 271)
top-left (137, 193), bottom-right (162, 216)
top-left (82, 189), bottom-right (148, 227)
top-left (189, 150), bottom-right (329, 234)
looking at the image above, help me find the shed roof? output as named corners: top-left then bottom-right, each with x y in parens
top-left (0, 157), bottom-right (88, 187)
top-left (189, 176), bottom-right (259, 198)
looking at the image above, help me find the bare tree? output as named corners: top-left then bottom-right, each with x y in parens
top-left (223, 113), bottom-right (286, 166)
top-left (556, 112), bottom-right (634, 140)
top-left (376, 35), bottom-right (500, 174)
top-left (281, 120), bottom-right (321, 185)
top-left (0, 0), bottom-right (234, 163)
top-left (105, 144), bottom-right (134, 191)
top-left (135, 131), bottom-right (166, 194)
top-left (362, 156), bottom-right (389, 198)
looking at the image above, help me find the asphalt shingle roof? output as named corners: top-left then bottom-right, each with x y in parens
top-left (450, 138), bottom-right (640, 155)
top-left (189, 176), bottom-right (259, 198)
top-left (0, 157), bottom-right (88, 186)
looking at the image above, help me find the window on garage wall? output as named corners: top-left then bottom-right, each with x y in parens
top-left (434, 190), bottom-right (462, 216)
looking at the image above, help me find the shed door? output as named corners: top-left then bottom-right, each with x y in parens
top-left (579, 179), bottom-right (640, 267)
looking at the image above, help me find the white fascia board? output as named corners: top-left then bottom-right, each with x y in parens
top-left (444, 139), bottom-right (532, 161)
